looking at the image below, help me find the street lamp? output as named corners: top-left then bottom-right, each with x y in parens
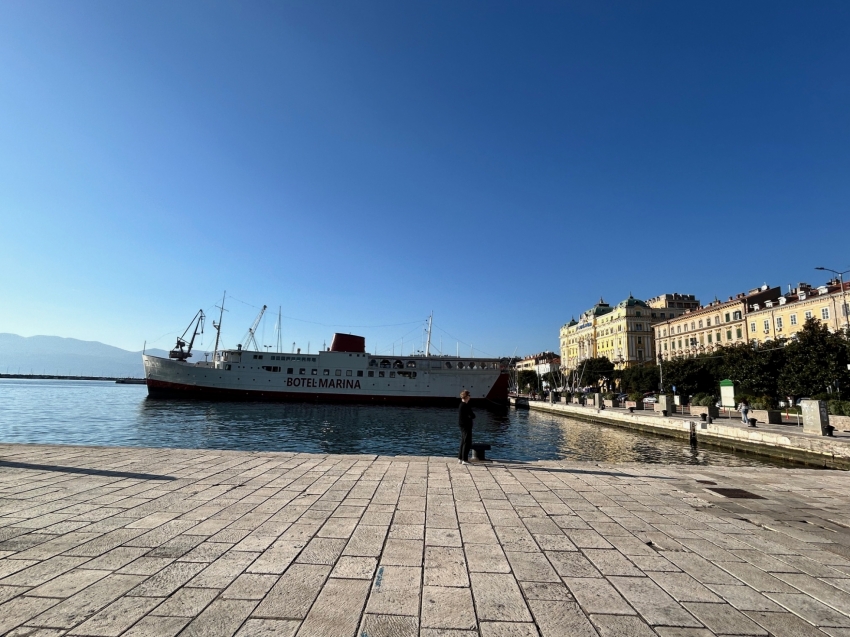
top-left (815, 266), bottom-right (850, 329)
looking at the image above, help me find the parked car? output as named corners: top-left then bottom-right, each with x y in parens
top-left (642, 396), bottom-right (658, 404)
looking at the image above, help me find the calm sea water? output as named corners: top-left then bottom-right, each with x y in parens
top-left (0, 379), bottom-right (792, 467)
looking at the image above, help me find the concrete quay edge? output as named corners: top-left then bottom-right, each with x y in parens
top-left (523, 400), bottom-right (850, 469)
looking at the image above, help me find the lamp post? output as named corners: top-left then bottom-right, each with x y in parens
top-left (815, 266), bottom-right (850, 330)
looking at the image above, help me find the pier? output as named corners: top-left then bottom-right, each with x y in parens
top-left (516, 398), bottom-right (850, 470)
top-left (3, 443), bottom-right (850, 635)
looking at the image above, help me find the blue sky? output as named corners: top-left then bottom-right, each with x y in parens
top-left (1, 1), bottom-right (848, 357)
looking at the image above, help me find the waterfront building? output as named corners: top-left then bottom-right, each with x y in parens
top-left (654, 285), bottom-right (781, 360)
top-left (560, 293), bottom-right (700, 374)
top-left (745, 279), bottom-right (850, 344)
top-left (516, 352), bottom-right (561, 376)
top-left (560, 299), bottom-right (612, 374)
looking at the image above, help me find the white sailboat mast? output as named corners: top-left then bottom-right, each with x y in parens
top-left (212, 291), bottom-right (226, 363)
top-left (425, 312), bottom-right (433, 357)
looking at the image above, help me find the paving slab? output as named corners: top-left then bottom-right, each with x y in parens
top-left (4, 443), bottom-right (850, 635)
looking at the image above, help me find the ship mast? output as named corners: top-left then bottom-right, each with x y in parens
top-left (425, 312), bottom-right (433, 357)
top-left (212, 291), bottom-right (226, 364)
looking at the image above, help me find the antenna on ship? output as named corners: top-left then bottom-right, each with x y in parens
top-left (425, 312), bottom-right (433, 357)
top-left (212, 291), bottom-right (227, 363)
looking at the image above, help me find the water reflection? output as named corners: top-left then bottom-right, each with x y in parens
top-left (0, 379), bottom-right (792, 467)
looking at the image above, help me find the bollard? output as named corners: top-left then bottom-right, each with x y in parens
top-left (662, 409), bottom-right (668, 417)
top-left (628, 407), bottom-right (634, 413)
top-left (748, 417), bottom-right (758, 428)
top-left (700, 413), bottom-right (707, 422)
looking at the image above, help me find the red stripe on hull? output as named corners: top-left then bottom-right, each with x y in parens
top-left (146, 376), bottom-right (509, 407)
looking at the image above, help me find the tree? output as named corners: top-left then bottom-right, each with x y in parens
top-left (516, 370), bottom-right (539, 394)
top-left (720, 340), bottom-right (786, 398)
top-left (618, 363), bottom-right (660, 393)
top-left (572, 357), bottom-right (615, 390)
top-left (662, 354), bottom-right (722, 396)
top-left (778, 318), bottom-right (850, 399)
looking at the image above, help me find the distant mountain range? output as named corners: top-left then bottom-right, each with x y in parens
top-left (0, 333), bottom-right (172, 378)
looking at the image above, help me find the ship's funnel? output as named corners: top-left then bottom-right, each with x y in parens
top-left (330, 333), bottom-right (365, 353)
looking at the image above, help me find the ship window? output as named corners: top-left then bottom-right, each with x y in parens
top-left (406, 361), bottom-right (416, 368)
top-left (380, 359), bottom-right (391, 368)
top-left (368, 371), bottom-right (374, 377)
top-left (225, 364), bottom-right (231, 371)
top-left (469, 362), bottom-right (476, 368)
top-left (379, 371), bottom-right (385, 377)
top-left (335, 369), bottom-right (342, 376)
top-left (357, 370), bottom-right (363, 377)
top-left (299, 368), bottom-right (305, 375)
top-left (457, 362), bottom-right (465, 369)
top-left (323, 369), bottom-right (329, 376)
top-left (311, 369), bottom-right (317, 375)
top-left (393, 360), bottom-right (403, 369)
top-left (369, 359), bottom-right (378, 367)
top-left (287, 368), bottom-right (293, 374)
top-left (346, 370), bottom-right (352, 376)
top-left (445, 362), bottom-right (453, 369)
top-left (390, 372), bottom-right (396, 378)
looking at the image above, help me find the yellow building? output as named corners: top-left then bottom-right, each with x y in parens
top-left (745, 280), bottom-right (850, 343)
top-left (560, 293), bottom-right (700, 374)
top-left (654, 285), bottom-right (781, 360)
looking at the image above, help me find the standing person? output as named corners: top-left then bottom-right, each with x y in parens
top-left (738, 399), bottom-right (750, 424)
top-left (458, 390), bottom-right (475, 465)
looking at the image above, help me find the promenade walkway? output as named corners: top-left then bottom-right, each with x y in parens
top-left (2, 444), bottom-right (850, 636)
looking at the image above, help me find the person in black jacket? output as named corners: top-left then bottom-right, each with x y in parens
top-left (458, 390), bottom-right (475, 465)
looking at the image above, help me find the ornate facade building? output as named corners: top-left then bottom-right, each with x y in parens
top-left (560, 293), bottom-right (699, 374)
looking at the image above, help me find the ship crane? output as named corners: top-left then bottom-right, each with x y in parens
top-left (169, 310), bottom-right (205, 361)
top-left (242, 305), bottom-right (267, 352)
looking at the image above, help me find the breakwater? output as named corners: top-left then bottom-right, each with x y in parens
top-left (517, 399), bottom-right (850, 469)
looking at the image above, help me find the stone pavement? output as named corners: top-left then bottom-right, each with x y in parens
top-left (3, 445), bottom-right (850, 636)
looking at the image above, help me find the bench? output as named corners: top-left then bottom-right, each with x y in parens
top-left (470, 443), bottom-right (492, 462)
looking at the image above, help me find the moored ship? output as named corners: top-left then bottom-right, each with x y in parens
top-left (142, 307), bottom-right (508, 405)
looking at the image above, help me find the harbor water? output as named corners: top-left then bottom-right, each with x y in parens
top-left (0, 379), bottom-right (794, 466)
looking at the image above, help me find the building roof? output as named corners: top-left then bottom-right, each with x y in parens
top-left (616, 295), bottom-right (649, 309)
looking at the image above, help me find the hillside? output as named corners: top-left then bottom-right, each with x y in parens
top-left (0, 334), bottom-right (172, 378)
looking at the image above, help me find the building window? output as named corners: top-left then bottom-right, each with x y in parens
top-left (664, 343), bottom-right (668, 351)
top-left (726, 330), bottom-right (732, 341)
top-left (335, 369), bottom-right (342, 376)
top-left (805, 311), bottom-right (813, 319)
top-left (677, 326), bottom-right (681, 334)
top-left (763, 320), bottom-right (770, 331)
top-left (708, 333), bottom-right (713, 344)
top-left (822, 307), bottom-right (830, 320)
top-left (660, 312), bottom-right (666, 318)
top-left (323, 369), bottom-right (330, 375)
top-left (736, 328), bottom-right (742, 339)
top-left (776, 317), bottom-right (783, 329)
top-left (725, 313), bottom-right (730, 322)
top-left (346, 370), bottom-right (353, 376)
top-left (637, 337), bottom-right (642, 344)
top-left (706, 318), bottom-right (711, 327)
top-left (636, 311), bottom-right (641, 317)
top-left (368, 371), bottom-right (374, 377)
top-left (790, 314), bottom-right (797, 326)
top-left (698, 320), bottom-right (703, 328)
top-left (750, 322), bottom-right (756, 332)
top-left (357, 370), bottom-right (363, 377)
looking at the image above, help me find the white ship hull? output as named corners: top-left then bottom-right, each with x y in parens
top-left (143, 349), bottom-right (509, 406)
